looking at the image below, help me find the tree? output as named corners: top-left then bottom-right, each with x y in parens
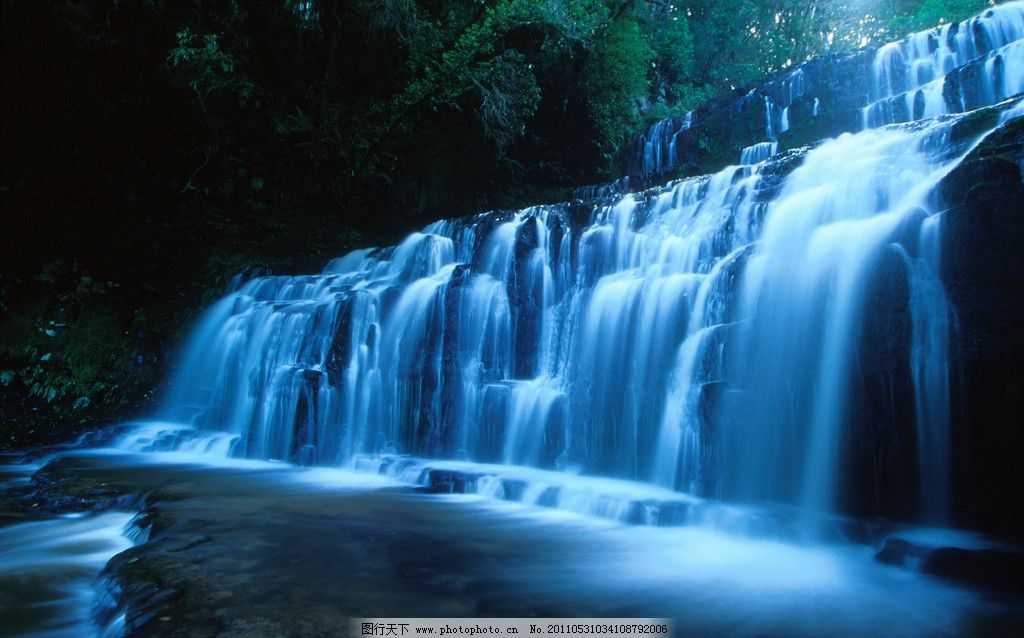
top-left (584, 17), bottom-right (654, 157)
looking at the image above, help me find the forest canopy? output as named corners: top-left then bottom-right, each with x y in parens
top-left (2, 0), bottom-right (996, 254)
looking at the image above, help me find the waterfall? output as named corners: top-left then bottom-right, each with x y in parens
top-left (147, 98), bottom-right (1020, 525)
top-left (141, 3), bottom-right (1024, 526)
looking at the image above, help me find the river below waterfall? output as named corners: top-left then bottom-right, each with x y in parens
top-left (2, 446), bottom-right (1022, 637)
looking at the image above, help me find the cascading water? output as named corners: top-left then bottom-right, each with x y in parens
top-left (740, 141), bottom-right (778, 165)
top-left (895, 215), bottom-right (952, 524)
top-left (634, 111), bottom-right (692, 175)
top-left (724, 122), bottom-right (965, 517)
top-left (134, 5), bottom-right (1024, 529)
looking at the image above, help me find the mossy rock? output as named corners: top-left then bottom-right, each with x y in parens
top-left (948, 105), bottom-right (1002, 147)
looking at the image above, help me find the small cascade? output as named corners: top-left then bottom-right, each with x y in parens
top-left (0, 512), bottom-right (135, 637)
top-left (632, 111), bottom-right (693, 175)
top-left (763, 68), bottom-right (805, 142)
top-left (350, 454), bottom-right (853, 540)
top-left (740, 141), bottom-right (779, 165)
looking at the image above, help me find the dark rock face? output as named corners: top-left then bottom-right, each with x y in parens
top-left (924, 547), bottom-right (1024, 594)
top-left (940, 117), bottom-right (1024, 538)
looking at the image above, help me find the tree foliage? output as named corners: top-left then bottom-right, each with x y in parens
top-left (3, 0), bottom-right (996, 255)
top-left (585, 18), bottom-right (654, 156)
top-left (682, 0), bottom-right (992, 87)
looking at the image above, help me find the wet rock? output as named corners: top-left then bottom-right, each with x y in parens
top-left (426, 469), bottom-right (480, 494)
top-left (876, 537), bottom-right (931, 568)
top-left (940, 117), bottom-right (1024, 537)
top-left (28, 457), bottom-right (142, 514)
top-left (876, 533), bottom-right (1024, 595)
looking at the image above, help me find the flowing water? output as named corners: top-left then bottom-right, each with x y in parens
top-left (0, 463), bottom-right (134, 637)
